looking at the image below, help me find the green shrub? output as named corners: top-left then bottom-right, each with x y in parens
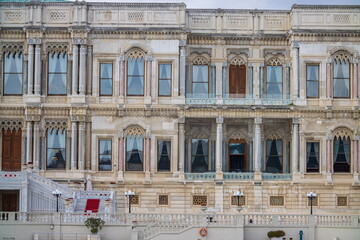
top-left (267, 230), bottom-right (285, 238)
top-left (84, 217), bottom-right (105, 234)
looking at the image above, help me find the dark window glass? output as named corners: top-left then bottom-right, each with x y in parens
top-left (4, 52), bottom-right (22, 95)
top-left (126, 135), bottom-right (143, 171)
top-left (127, 58), bottom-right (144, 96)
top-left (192, 65), bottom-right (208, 95)
top-left (47, 130), bottom-right (66, 170)
top-left (48, 53), bottom-right (67, 95)
top-left (333, 61), bottom-right (350, 98)
top-left (158, 64), bottom-right (171, 96)
top-left (100, 63), bottom-right (113, 96)
top-left (157, 140), bottom-right (171, 171)
top-left (266, 139), bottom-right (283, 173)
top-left (333, 137), bottom-right (350, 172)
top-left (306, 142), bottom-right (319, 172)
top-left (306, 65), bottom-right (319, 98)
top-left (99, 140), bottom-right (112, 171)
top-left (266, 66), bottom-right (282, 98)
top-left (191, 139), bottom-right (208, 172)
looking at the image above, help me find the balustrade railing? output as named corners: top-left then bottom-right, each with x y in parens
top-left (185, 93), bottom-right (216, 104)
top-left (184, 172), bottom-right (216, 180)
top-left (261, 173), bottom-right (292, 180)
top-left (316, 215), bottom-right (354, 227)
top-left (223, 172), bottom-right (254, 180)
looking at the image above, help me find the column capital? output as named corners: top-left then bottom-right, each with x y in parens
top-left (326, 135), bottom-right (333, 141)
top-left (216, 117), bottom-right (224, 124)
top-left (80, 45), bottom-right (87, 53)
top-left (25, 115), bottom-right (40, 122)
top-left (145, 132), bottom-right (151, 139)
top-left (352, 58), bottom-right (359, 64)
top-left (178, 117), bottom-right (185, 124)
top-left (292, 118), bottom-right (300, 125)
top-left (119, 55), bottom-right (125, 62)
top-left (254, 117), bottom-right (262, 125)
top-left (27, 38), bottom-right (41, 45)
top-left (179, 40), bottom-right (186, 47)
top-left (72, 38), bottom-right (87, 45)
top-left (146, 55), bottom-right (153, 62)
top-left (354, 135), bottom-right (360, 141)
top-left (292, 41), bottom-right (299, 48)
top-left (118, 132), bottom-right (124, 139)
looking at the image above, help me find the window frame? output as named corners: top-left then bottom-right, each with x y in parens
top-left (98, 139), bottom-right (112, 171)
top-left (3, 52), bottom-right (23, 96)
top-left (333, 60), bottom-right (351, 99)
top-left (191, 64), bottom-right (210, 96)
top-left (333, 136), bottom-right (351, 173)
top-left (125, 134), bottom-right (144, 171)
top-left (126, 57), bottom-right (145, 96)
top-left (157, 139), bottom-right (171, 172)
top-left (191, 138), bottom-right (209, 173)
top-left (46, 129), bottom-right (66, 170)
top-left (306, 64), bottom-right (320, 98)
top-left (265, 139), bottom-right (284, 173)
top-left (264, 65), bottom-right (283, 98)
top-left (99, 62), bottom-right (113, 96)
top-left (306, 141), bottom-right (320, 173)
top-left (158, 63), bottom-right (172, 97)
top-left (47, 52), bottom-right (68, 96)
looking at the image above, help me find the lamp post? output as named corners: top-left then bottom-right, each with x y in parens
top-left (125, 190), bottom-right (135, 213)
top-left (233, 190), bottom-right (244, 212)
top-left (52, 189), bottom-right (62, 212)
top-left (307, 192), bottom-right (317, 215)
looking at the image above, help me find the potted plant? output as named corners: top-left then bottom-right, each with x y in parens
top-left (84, 217), bottom-right (105, 234)
top-left (267, 230), bottom-right (285, 240)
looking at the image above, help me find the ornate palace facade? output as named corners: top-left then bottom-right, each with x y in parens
top-left (0, 1), bottom-right (360, 215)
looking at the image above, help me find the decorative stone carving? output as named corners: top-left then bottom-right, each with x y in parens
top-left (72, 38), bottom-right (87, 45)
top-left (193, 56), bottom-right (208, 65)
top-left (179, 40), bottom-right (186, 47)
top-left (125, 125), bottom-right (145, 137)
top-left (332, 50), bottom-right (351, 64)
top-left (267, 57), bottom-right (282, 66)
top-left (230, 57), bottom-right (246, 66)
top-left (192, 130), bottom-right (208, 139)
top-left (127, 49), bottom-right (145, 60)
top-left (27, 38), bottom-right (42, 45)
top-left (0, 120), bottom-right (23, 131)
top-left (2, 43), bottom-right (23, 55)
top-left (45, 120), bottom-right (67, 132)
top-left (266, 130), bottom-right (283, 140)
top-left (46, 44), bottom-right (68, 55)
top-left (332, 127), bottom-right (353, 139)
top-left (229, 130), bottom-right (247, 140)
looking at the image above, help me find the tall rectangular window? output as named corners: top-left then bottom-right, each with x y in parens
top-left (306, 65), bottom-right (319, 98)
top-left (333, 137), bottom-right (350, 172)
top-left (4, 52), bottom-right (23, 95)
top-left (266, 66), bottom-right (282, 98)
top-left (98, 139), bottom-right (112, 171)
top-left (99, 63), bottom-right (113, 96)
top-left (191, 139), bottom-right (208, 172)
top-left (127, 58), bottom-right (144, 96)
top-left (48, 53), bottom-right (67, 95)
top-left (158, 63), bottom-right (172, 96)
top-left (266, 139), bottom-right (283, 173)
top-left (306, 142), bottom-right (319, 172)
top-left (126, 135), bottom-right (143, 171)
top-left (157, 140), bottom-right (171, 171)
top-left (333, 61), bottom-right (350, 98)
top-left (192, 65), bottom-right (209, 95)
top-left (47, 130), bottom-right (66, 170)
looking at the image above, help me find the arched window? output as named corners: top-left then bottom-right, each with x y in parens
top-left (3, 45), bottom-right (23, 95)
top-left (127, 49), bottom-right (145, 96)
top-left (191, 130), bottom-right (208, 172)
top-left (125, 126), bottom-right (145, 171)
top-left (265, 130), bottom-right (283, 173)
top-left (191, 56), bottom-right (209, 96)
top-left (47, 45), bottom-right (68, 95)
top-left (47, 128), bottom-right (66, 170)
top-left (265, 58), bottom-right (283, 98)
top-left (332, 128), bottom-right (352, 173)
top-left (228, 57), bottom-right (246, 98)
top-left (332, 51), bottom-right (351, 98)
top-left (228, 130), bottom-right (248, 172)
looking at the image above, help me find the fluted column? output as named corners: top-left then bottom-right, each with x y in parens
top-left (253, 118), bottom-right (262, 172)
top-left (326, 135), bottom-right (332, 173)
top-left (78, 122), bottom-right (85, 170)
top-left (216, 117), bottom-right (223, 172)
top-left (86, 46), bottom-right (93, 95)
top-left (79, 45), bottom-right (86, 95)
top-left (34, 44), bottom-right (41, 95)
top-left (27, 44), bottom-right (34, 94)
top-left (119, 55), bottom-right (125, 97)
top-left (118, 133), bottom-right (124, 172)
top-left (179, 40), bottom-right (186, 97)
top-left (291, 118), bottom-right (300, 173)
top-left (326, 61), bottom-right (332, 98)
top-left (353, 61), bottom-right (358, 99)
top-left (145, 134), bottom-right (151, 172)
top-left (26, 121), bottom-right (33, 164)
top-left (72, 45), bottom-right (79, 95)
top-left (71, 122), bottom-right (78, 170)
top-left (146, 57), bottom-right (152, 98)
top-left (292, 42), bottom-right (299, 98)
top-left (33, 121), bottom-right (40, 170)
top-left (178, 118), bottom-right (185, 172)
top-left (354, 136), bottom-right (359, 173)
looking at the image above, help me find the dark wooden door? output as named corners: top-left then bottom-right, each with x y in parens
top-left (1, 191), bottom-right (19, 212)
top-left (2, 129), bottom-right (22, 171)
top-left (228, 140), bottom-right (247, 172)
top-left (229, 65), bottom-right (246, 97)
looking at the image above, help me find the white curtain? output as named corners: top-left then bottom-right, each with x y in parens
top-left (307, 142), bottom-right (319, 163)
top-left (126, 135), bottom-right (135, 162)
top-left (191, 139), bottom-right (199, 163)
top-left (343, 137), bottom-right (351, 163)
top-left (192, 65), bottom-right (208, 95)
top-left (136, 135), bottom-right (143, 163)
top-left (266, 66), bottom-right (282, 97)
top-left (266, 139), bottom-right (272, 163)
top-left (201, 139), bottom-right (209, 164)
top-left (126, 135), bottom-right (143, 163)
top-left (127, 58), bottom-right (144, 95)
top-left (4, 52), bottom-right (22, 94)
top-left (333, 61), bottom-right (350, 97)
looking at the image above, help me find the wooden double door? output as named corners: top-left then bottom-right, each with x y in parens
top-left (228, 140), bottom-right (248, 172)
top-left (229, 64), bottom-right (246, 97)
top-left (2, 129), bottom-right (22, 171)
top-left (0, 190), bottom-right (19, 212)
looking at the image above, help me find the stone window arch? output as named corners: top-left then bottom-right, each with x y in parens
top-left (332, 50), bottom-right (352, 98)
top-left (265, 57), bottom-right (283, 98)
top-left (332, 127), bottom-right (352, 173)
top-left (125, 125), bottom-right (145, 171)
top-left (189, 55), bottom-right (211, 97)
top-left (126, 48), bottom-right (146, 96)
top-left (2, 43), bottom-right (24, 95)
top-left (45, 120), bottom-right (67, 170)
top-left (47, 44), bottom-right (69, 96)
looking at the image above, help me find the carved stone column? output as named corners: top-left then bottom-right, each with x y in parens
top-left (78, 45), bottom-right (86, 95)
top-left (119, 55), bottom-right (125, 97)
top-left (179, 40), bottom-right (186, 97)
top-left (146, 56), bottom-right (152, 98)
top-left (216, 117), bottom-right (223, 174)
top-left (27, 44), bottom-right (34, 94)
top-left (72, 45), bottom-right (79, 95)
top-left (292, 42), bottom-right (299, 98)
top-left (86, 46), bottom-right (93, 95)
top-left (145, 134), bottom-right (151, 172)
top-left (34, 44), bottom-right (41, 95)
top-left (326, 135), bottom-right (332, 173)
top-left (33, 121), bottom-right (40, 170)
top-left (26, 121), bottom-right (33, 164)
top-left (356, 136), bottom-right (360, 173)
top-left (118, 133), bottom-right (124, 172)
top-left (353, 60), bottom-right (358, 99)
top-left (253, 118), bottom-right (262, 173)
top-left (326, 60), bottom-right (332, 98)
top-left (178, 118), bottom-right (185, 174)
top-left (78, 122), bottom-right (85, 170)
top-left (291, 118), bottom-right (300, 173)
top-left (71, 121), bottom-right (78, 170)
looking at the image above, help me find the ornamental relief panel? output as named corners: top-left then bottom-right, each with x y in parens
top-left (2, 43), bottom-right (24, 55)
top-left (3, 11), bottom-right (25, 23)
top-left (332, 127), bottom-right (353, 139)
top-left (0, 120), bottom-right (23, 132)
top-left (45, 120), bottom-right (68, 132)
top-left (125, 125), bottom-right (145, 137)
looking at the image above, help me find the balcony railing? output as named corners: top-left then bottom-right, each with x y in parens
top-left (223, 172), bottom-right (254, 180)
top-left (262, 173), bottom-right (292, 180)
top-left (184, 172), bottom-right (215, 180)
top-left (185, 93), bottom-right (216, 105)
